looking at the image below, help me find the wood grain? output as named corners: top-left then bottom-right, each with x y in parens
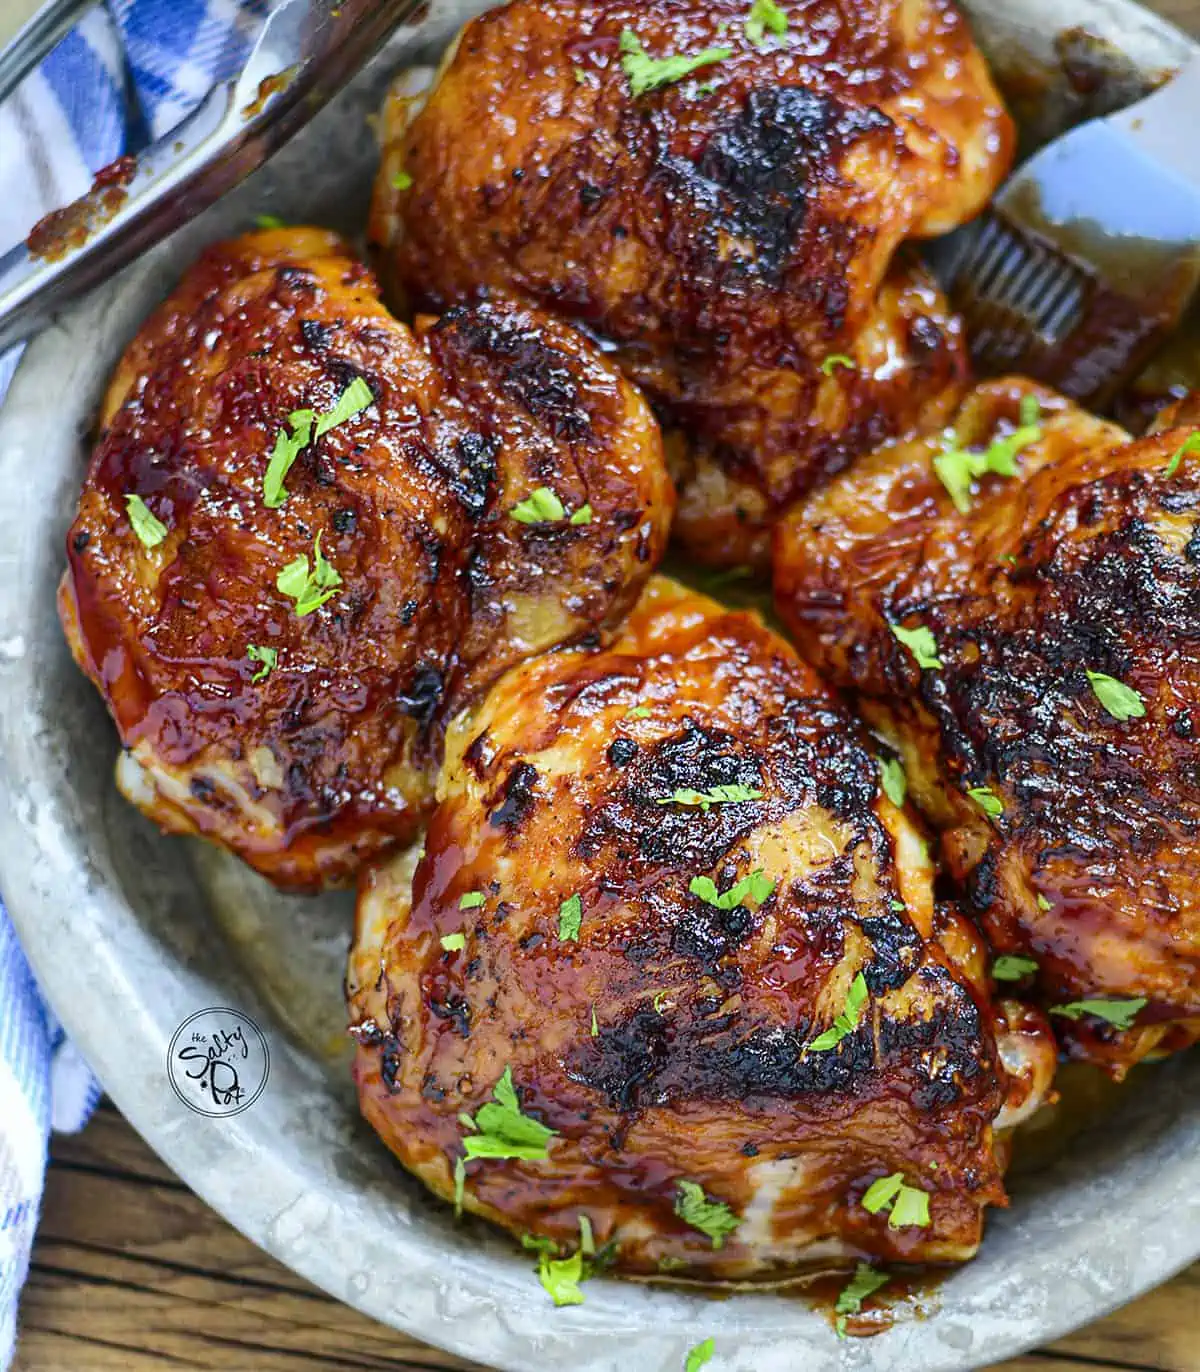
top-left (10, 1104), bottom-right (1199, 1372)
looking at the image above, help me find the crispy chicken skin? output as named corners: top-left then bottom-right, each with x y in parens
top-left (370, 0), bottom-right (1009, 567)
top-left (774, 378), bottom-right (1200, 1075)
top-left (349, 578), bottom-right (1054, 1276)
top-left (59, 228), bottom-right (672, 889)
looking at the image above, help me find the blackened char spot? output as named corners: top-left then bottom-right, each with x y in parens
top-left (299, 318), bottom-right (333, 351)
top-left (451, 432), bottom-right (500, 517)
top-left (438, 304), bottom-right (592, 440)
top-left (398, 664), bottom-right (443, 726)
top-left (607, 737), bottom-right (638, 767)
top-left (490, 761), bottom-right (539, 830)
top-left (675, 88), bottom-right (893, 284)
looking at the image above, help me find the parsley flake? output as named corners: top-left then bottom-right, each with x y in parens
top-left (619, 28), bottom-right (732, 97)
top-left (461, 1067), bottom-right (557, 1161)
top-left (591, 1005), bottom-right (599, 1037)
top-left (276, 531), bottom-right (342, 616)
top-left (820, 352), bottom-right (854, 376)
top-left (653, 989), bottom-right (669, 1013)
top-left (538, 1249), bottom-right (586, 1307)
top-left (574, 66), bottom-right (589, 83)
top-left (890, 621), bottom-right (942, 670)
top-left (685, 1339), bottom-right (716, 1372)
top-left (578, 1214), bottom-right (596, 1256)
top-left (861, 1173), bottom-right (930, 1229)
top-left (807, 972), bottom-right (868, 1052)
top-left (1164, 431), bottom-right (1200, 478)
top-left (626, 705), bottom-right (652, 719)
top-left (558, 893), bottom-right (583, 942)
top-left (879, 757), bottom-right (906, 807)
top-left (675, 1180), bottom-right (740, 1248)
top-left (509, 487), bottom-right (590, 525)
top-left (459, 891), bottom-right (486, 909)
top-left (689, 869), bottom-right (775, 910)
top-left (1036, 893), bottom-right (1052, 911)
top-left (744, 0), bottom-right (788, 45)
top-left (440, 932), bottom-right (466, 952)
top-left (934, 418), bottom-right (1042, 513)
top-left (126, 494), bottom-right (167, 549)
top-left (1020, 394), bottom-right (1042, 426)
top-left (835, 1263), bottom-right (890, 1338)
top-left (246, 644), bottom-right (277, 682)
top-left (1086, 670), bottom-right (1145, 722)
top-left (263, 378), bottom-right (373, 508)
top-left (967, 785), bottom-right (1003, 818)
top-left (254, 213), bottom-right (285, 230)
top-left (453, 1157), bottom-right (466, 1216)
top-left (1050, 997), bottom-right (1147, 1030)
top-left (656, 784), bottom-right (762, 812)
top-left (993, 954), bottom-right (1038, 981)
top-left (391, 169), bottom-right (413, 191)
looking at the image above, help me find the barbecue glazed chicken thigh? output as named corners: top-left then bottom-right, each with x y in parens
top-left (370, 0), bottom-right (1012, 569)
top-left (349, 578), bottom-right (1055, 1276)
top-left (59, 228), bottom-right (672, 889)
top-left (775, 378), bottom-right (1200, 1076)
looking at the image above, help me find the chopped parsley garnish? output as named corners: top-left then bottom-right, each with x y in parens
top-left (391, 169), bottom-right (413, 191)
top-left (558, 893), bottom-right (583, 942)
top-left (967, 785), bottom-right (1003, 818)
top-left (861, 1173), bottom-right (930, 1229)
top-left (835, 1263), bottom-right (890, 1338)
top-left (459, 891), bottom-right (486, 909)
top-left (276, 531), bottom-right (342, 616)
top-left (890, 899), bottom-right (906, 912)
top-left (461, 1067), bottom-right (557, 1161)
top-left (619, 28), bottom-right (732, 97)
top-left (689, 869), bottom-right (775, 910)
top-left (626, 705), bottom-right (652, 719)
top-left (879, 757), bottom-right (906, 807)
top-left (574, 66), bottom-right (589, 83)
top-left (1036, 893), bottom-right (1052, 911)
top-left (254, 213), bottom-right (285, 230)
top-left (934, 416), bottom-right (1042, 514)
top-left (685, 1339), bottom-right (716, 1372)
top-left (653, 989), bottom-right (669, 1013)
top-left (440, 933), bottom-right (466, 952)
top-left (1086, 670), bottom-right (1145, 722)
top-left (509, 486), bottom-right (591, 525)
top-left (246, 644), bottom-right (277, 683)
top-left (807, 972), bottom-right (868, 1053)
top-left (656, 784), bottom-right (762, 812)
top-left (744, 0), bottom-right (787, 44)
top-left (675, 1180), bottom-right (740, 1248)
top-left (890, 621), bottom-right (942, 670)
top-left (1050, 997), bottom-right (1147, 1030)
top-left (263, 411), bottom-right (312, 509)
top-left (263, 377), bottom-right (374, 508)
top-left (1020, 394), bottom-right (1042, 426)
top-left (126, 494), bottom-right (167, 549)
top-left (1164, 430), bottom-right (1200, 478)
top-left (537, 1249), bottom-right (586, 1307)
top-left (590, 1005), bottom-right (599, 1037)
top-left (820, 352), bottom-right (854, 376)
top-left (993, 954), bottom-right (1038, 982)
top-left (578, 1214), bottom-right (595, 1256)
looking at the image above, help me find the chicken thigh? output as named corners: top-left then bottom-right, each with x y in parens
top-left (370, 0), bottom-right (1011, 567)
top-left (774, 378), bottom-right (1200, 1075)
top-left (349, 577), bottom-right (1054, 1277)
top-left (60, 228), bottom-right (672, 889)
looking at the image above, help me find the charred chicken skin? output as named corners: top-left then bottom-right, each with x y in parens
top-left (774, 378), bottom-right (1200, 1075)
top-left (59, 228), bottom-right (672, 890)
top-left (349, 577), bottom-right (1054, 1276)
top-left (370, 0), bottom-right (1011, 567)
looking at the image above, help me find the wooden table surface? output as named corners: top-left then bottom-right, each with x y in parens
top-left (12, 0), bottom-right (1200, 1368)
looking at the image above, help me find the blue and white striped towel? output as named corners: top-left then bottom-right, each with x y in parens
top-left (0, 4), bottom-right (264, 1364)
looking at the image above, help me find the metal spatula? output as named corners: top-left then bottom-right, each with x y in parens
top-left (927, 54), bottom-right (1200, 410)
